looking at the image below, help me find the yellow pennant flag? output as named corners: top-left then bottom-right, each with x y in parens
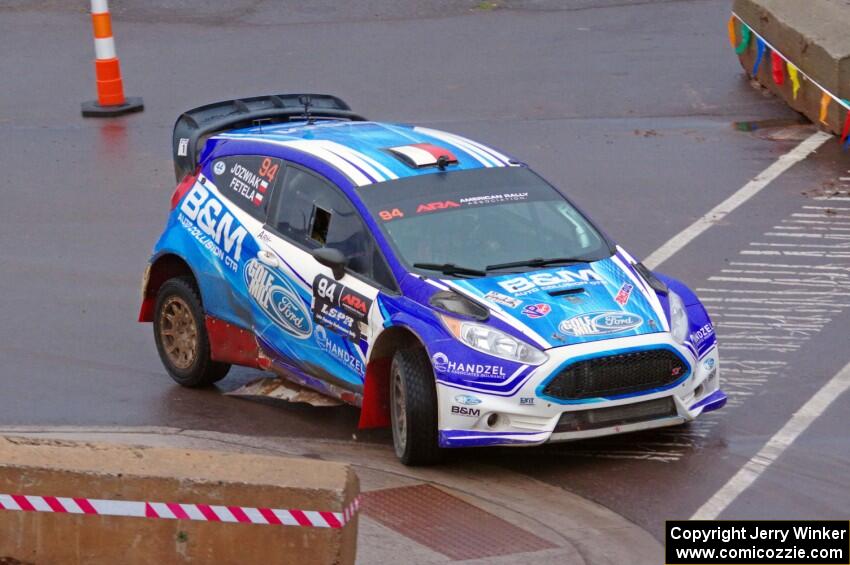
top-left (787, 62), bottom-right (801, 99)
top-left (820, 92), bottom-right (831, 125)
top-left (728, 16), bottom-right (737, 48)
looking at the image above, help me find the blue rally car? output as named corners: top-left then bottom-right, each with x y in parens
top-left (139, 94), bottom-right (726, 465)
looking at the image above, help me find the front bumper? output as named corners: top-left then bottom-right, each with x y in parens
top-left (435, 333), bottom-right (724, 448)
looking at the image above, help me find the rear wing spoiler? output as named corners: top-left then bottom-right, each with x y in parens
top-left (172, 93), bottom-right (366, 181)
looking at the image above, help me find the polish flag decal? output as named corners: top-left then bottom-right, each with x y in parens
top-left (386, 144), bottom-right (458, 168)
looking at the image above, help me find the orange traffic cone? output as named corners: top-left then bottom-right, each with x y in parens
top-left (81, 0), bottom-right (143, 117)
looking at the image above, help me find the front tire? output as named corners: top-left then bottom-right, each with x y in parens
top-left (153, 277), bottom-right (230, 387)
top-left (390, 348), bottom-right (441, 466)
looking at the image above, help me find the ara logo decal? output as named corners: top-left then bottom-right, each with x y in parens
top-left (416, 200), bottom-right (460, 214)
top-left (454, 394), bottom-right (482, 406)
top-left (521, 303), bottom-right (551, 319)
top-left (340, 292), bottom-right (369, 316)
top-left (498, 269), bottom-right (603, 296)
top-left (244, 259), bottom-right (312, 339)
top-left (614, 282), bottom-right (633, 306)
top-left (558, 312), bottom-right (643, 337)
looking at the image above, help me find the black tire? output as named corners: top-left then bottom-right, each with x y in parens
top-left (390, 348), bottom-right (442, 466)
top-left (153, 277), bottom-right (230, 387)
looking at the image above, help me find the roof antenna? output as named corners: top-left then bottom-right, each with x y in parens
top-left (299, 94), bottom-right (314, 124)
top-left (436, 155), bottom-right (449, 171)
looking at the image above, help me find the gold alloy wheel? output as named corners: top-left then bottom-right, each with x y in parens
top-left (158, 296), bottom-right (198, 370)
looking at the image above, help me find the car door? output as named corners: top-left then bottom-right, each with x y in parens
top-left (251, 164), bottom-right (396, 392)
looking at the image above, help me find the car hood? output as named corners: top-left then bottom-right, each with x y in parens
top-left (444, 257), bottom-right (669, 348)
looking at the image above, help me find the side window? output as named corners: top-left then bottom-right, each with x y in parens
top-left (270, 167), bottom-right (396, 289)
top-left (208, 155), bottom-right (282, 220)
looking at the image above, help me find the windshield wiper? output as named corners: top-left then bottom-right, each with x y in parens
top-left (485, 257), bottom-right (590, 271)
top-left (413, 262), bottom-right (486, 278)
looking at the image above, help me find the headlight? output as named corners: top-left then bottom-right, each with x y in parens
top-left (429, 290), bottom-right (489, 320)
top-left (439, 313), bottom-right (548, 365)
top-left (668, 291), bottom-right (689, 344)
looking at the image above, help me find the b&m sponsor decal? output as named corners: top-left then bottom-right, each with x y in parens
top-left (498, 269), bottom-right (602, 296)
top-left (614, 282), bottom-right (633, 306)
top-left (179, 182), bottom-right (247, 272)
top-left (451, 405), bottom-right (481, 417)
top-left (244, 258), bottom-right (312, 339)
top-left (314, 326), bottom-right (365, 377)
top-left (312, 275), bottom-right (372, 340)
top-left (431, 352), bottom-right (507, 380)
top-left (559, 311), bottom-right (643, 337)
top-left (521, 303), bottom-right (550, 319)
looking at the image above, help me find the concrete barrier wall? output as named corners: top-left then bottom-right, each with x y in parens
top-left (733, 0), bottom-right (850, 135)
top-left (0, 436), bottom-right (358, 564)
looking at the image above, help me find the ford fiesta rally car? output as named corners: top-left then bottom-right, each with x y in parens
top-left (139, 94), bottom-right (726, 465)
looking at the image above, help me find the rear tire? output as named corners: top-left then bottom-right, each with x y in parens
top-left (390, 348), bottom-right (442, 466)
top-left (153, 277), bottom-right (230, 387)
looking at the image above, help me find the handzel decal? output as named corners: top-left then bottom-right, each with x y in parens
top-left (432, 352), bottom-right (508, 380)
top-left (558, 311), bottom-right (643, 337)
top-left (690, 322), bottom-right (715, 348)
top-left (179, 183), bottom-right (247, 272)
top-left (244, 258), bottom-right (312, 339)
top-left (314, 326), bottom-right (365, 377)
top-left (312, 274), bottom-right (373, 340)
top-left (498, 269), bottom-right (603, 296)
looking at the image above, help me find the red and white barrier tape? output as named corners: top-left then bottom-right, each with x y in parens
top-left (0, 493), bottom-right (361, 529)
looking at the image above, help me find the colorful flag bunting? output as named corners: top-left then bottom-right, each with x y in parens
top-left (771, 52), bottom-right (784, 85)
top-left (735, 25), bottom-right (751, 55)
top-left (820, 92), bottom-right (831, 125)
top-left (728, 16), bottom-right (737, 48)
top-left (752, 38), bottom-right (766, 76)
top-left (787, 63), bottom-right (801, 99)
top-left (842, 101), bottom-right (850, 149)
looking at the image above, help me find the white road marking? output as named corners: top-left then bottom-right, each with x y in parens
top-left (692, 359), bottom-right (850, 519)
top-left (644, 131), bottom-right (831, 269)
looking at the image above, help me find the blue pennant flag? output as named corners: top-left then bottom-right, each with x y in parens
top-left (752, 38), bottom-right (766, 75)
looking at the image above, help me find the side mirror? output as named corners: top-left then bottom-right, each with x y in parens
top-left (312, 247), bottom-right (347, 280)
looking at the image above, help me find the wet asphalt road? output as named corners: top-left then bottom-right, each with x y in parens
top-left (1, 0), bottom-right (848, 544)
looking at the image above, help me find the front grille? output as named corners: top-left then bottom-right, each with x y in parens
top-left (542, 349), bottom-right (687, 401)
top-left (554, 396), bottom-right (678, 433)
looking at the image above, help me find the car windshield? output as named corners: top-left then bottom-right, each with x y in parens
top-left (356, 167), bottom-right (612, 277)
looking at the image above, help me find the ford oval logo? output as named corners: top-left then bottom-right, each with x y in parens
top-left (244, 258), bottom-right (312, 339)
top-left (559, 311), bottom-right (643, 337)
top-left (454, 394), bottom-right (482, 406)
